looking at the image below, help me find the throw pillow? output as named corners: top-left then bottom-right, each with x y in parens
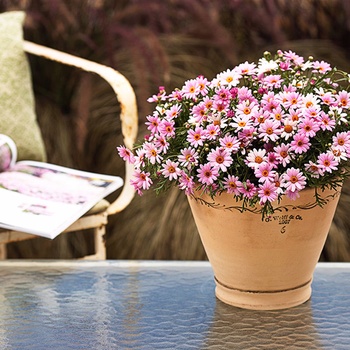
top-left (0, 11), bottom-right (46, 161)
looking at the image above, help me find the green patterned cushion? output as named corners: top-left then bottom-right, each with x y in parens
top-left (0, 11), bottom-right (46, 161)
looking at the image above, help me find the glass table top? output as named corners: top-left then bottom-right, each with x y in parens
top-left (0, 260), bottom-right (349, 350)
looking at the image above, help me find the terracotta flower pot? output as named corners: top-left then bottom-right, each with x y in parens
top-left (188, 186), bottom-right (342, 310)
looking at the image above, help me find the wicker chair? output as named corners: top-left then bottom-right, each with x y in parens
top-left (0, 41), bottom-right (138, 260)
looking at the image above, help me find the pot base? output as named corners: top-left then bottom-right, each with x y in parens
top-left (214, 277), bottom-right (312, 310)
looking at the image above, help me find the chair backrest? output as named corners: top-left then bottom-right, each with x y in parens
top-left (23, 40), bottom-right (139, 214)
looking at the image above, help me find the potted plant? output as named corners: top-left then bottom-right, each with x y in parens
top-left (118, 50), bottom-right (350, 310)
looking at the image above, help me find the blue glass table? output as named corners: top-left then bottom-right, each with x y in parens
top-left (0, 260), bottom-right (349, 349)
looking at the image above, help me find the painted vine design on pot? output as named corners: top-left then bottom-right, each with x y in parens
top-left (192, 190), bottom-right (341, 216)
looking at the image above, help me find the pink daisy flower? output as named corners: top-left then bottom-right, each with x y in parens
top-left (178, 172), bottom-right (195, 195)
top-left (332, 131), bottom-right (350, 152)
top-left (274, 144), bottom-right (291, 167)
top-left (299, 116), bottom-right (320, 138)
top-left (147, 86), bottom-right (166, 103)
top-left (236, 101), bottom-right (259, 118)
top-left (237, 87), bottom-right (255, 102)
top-left (131, 170), bottom-right (153, 195)
top-left (196, 75), bottom-right (210, 96)
top-left (166, 104), bottom-right (181, 119)
top-left (197, 163), bottom-right (219, 186)
top-left (154, 134), bottom-right (170, 153)
top-left (212, 99), bottom-right (229, 113)
top-left (253, 109), bottom-right (269, 124)
top-left (207, 147), bottom-right (233, 172)
top-left (263, 74), bottom-right (283, 89)
top-left (182, 79), bottom-right (199, 99)
top-left (282, 91), bottom-right (301, 109)
top-left (191, 103), bottom-right (207, 123)
top-left (134, 148), bottom-right (146, 168)
top-left (238, 127), bottom-right (255, 146)
top-left (261, 91), bottom-right (278, 107)
top-left (223, 175), bottom-right (242, 195)
top-left (159, 120), bottom-right (175, 138)
top-left (258, 181), bottom-right (278, 205)
top-left (239, 180), bottom-right (257, 199)
top-left (272, 174), bottom-right (286, 194)
top-left (187, 127), bottom-right (206, 148)
top-left (319, 91), bottom-right (336, 106)
top-left (206, 124), bottom-right (221, 141)
top-left (168, 89), bottom-right (183, 101)
top-left (258, 119), bottom-right (281, 142)
top-left (145, 114), bottom-right (161, 134)
top-left (290, 133), bottom-right (310, 154)
top-left (312, 60), bottom-right (332, 74)
top-left (267, 151), bottom-right (279, 169)
top-left (304, 106), bottom-right (320, 119)
top-left (301, 93), bottom-right (319, 110)
top-left (317, 152), bottom-right (338, 173)
top-left (214, 87), bottom-right (231, 101)
top-left (280, 119), bottom-right (297, 140)
top-left (178, 147), bottom-right (199, 167)
top-left (287, 107), bottom-right (302, 122)
top-left (318, 111), bottom-right (335, 131)
top-left (230, 114), bottom-right (253, 130)
top-left (271, 106), bottom-right (284, 121)
top-left (254, 162), bottom-right (276, 183)
top-left (161, 159), bottom-right (181, 180)
top-left (283, 50), bottom-right (304, 66)
top-left (143, 142), bottom-right (162, 165)
top-left (331, 147), bottom-right (348, 162)
top-left (214, 68), bottom-right (242, 88)
top-left (219, 135), bottom-right (240, 153)
top-left (305, 161), bottom-right (324, 178)
top-left (237, 61), bottom-right (257, 75)
top-left (117, 146), bottom-right (135, 164)
top-left (202, 96), bottom-right (214, 110)
top-left (337, 91), bottom-right (350, 108)
top-left (283, 168), bottom-right (307, 193)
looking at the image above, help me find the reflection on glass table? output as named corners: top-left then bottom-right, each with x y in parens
top-left (0, 261), bottom-right (349, 349)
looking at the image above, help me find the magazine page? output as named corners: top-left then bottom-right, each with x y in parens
top-left (0, 134), bottom-right (17, 172)
top-left (0, 160), bottom-right (123, 239)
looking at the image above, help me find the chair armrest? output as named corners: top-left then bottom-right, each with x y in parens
top-left (23, 40), bottom-right (138, 213)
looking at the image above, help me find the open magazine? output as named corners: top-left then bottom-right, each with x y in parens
top-left (0, 134), bottom-right (123, 239)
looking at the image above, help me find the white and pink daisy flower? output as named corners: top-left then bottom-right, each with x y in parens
top-left (258, 119), bottom-right (282, 142)
top-left (246, 148), bottom-right (267, 169)
top-left (254, 162), bottom-right (276, 183)
top-left (161, 160), bottom-right (181, 180)
top-left (143, 142), bottom-right (163, 165)
top-left (187, 126), bottom-right (206, 148)
top-left (207, 147), bottom-right (233, 172)
top-left (219, 135), bottom-right (240, 153)
top-left (182, 78), bottom-right (200, 99)
top-left (283, 167), bottom-right (307, 193)
top-left (178, 147), bottom-right (199, 167)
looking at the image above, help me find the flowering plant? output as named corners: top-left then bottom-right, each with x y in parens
top-left (118, 50), bottom-right (350, 217)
